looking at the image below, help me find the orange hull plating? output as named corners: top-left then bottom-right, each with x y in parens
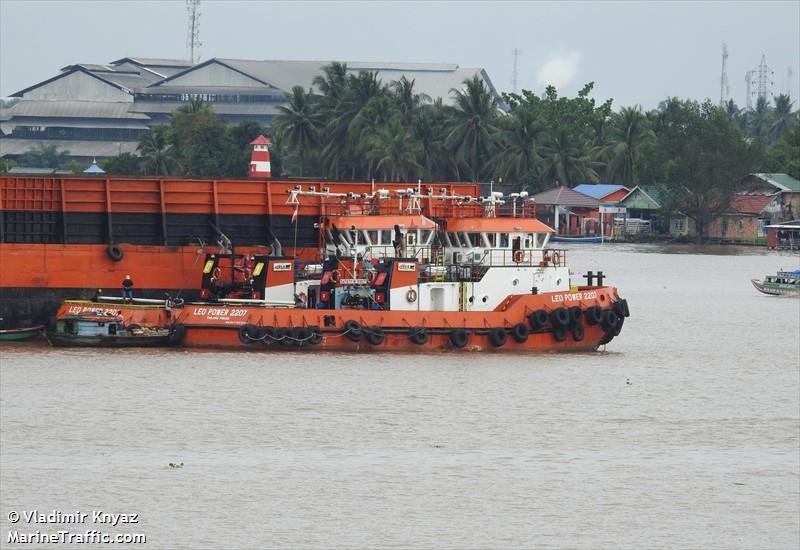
top-left (55, 286), bottom-right (624, 352)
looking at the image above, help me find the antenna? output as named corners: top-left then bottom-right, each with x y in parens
top-left (719, 43), bottom-right (729, 106)
top-left (745, 70), bottom-right (753, 110)
top-left (186, 0), bottom-right (201, 64)
top-left (511, 48), bottom-right (521, 94)
top-left (787, 66), bottom-right (794, 99)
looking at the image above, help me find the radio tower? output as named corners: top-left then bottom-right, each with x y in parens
top-left (787, 66), bottom-right (793, 99)
top-left (511, 48), bottom-right (521, 94)
top-left (719, 43), bottom-right (729, 106)
top-left (186, 0), bottom-right (201, 64)
top-left (753, 54), bottom-right (774, 102)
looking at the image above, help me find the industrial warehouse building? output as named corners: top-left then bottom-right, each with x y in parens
top-left (0, 57), bottom-right (499, 162)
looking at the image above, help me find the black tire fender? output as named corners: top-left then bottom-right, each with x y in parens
top-left (511, 323), bottom-right (529, 343)
top-left (552, 324), bottom-right (568, 342)
top-left (449, 329), bottom-right (469, 349)
top-left (528, 309), bottom-right (549, 330)
top-left (366, 327), bottom-right (385, 346)
top-left (571, 323), bottom-right (585, 342)
top-left (308, 326), bottom-right (323, 345)
top-left (343, 320), bottom-right (362, 342)
top-left (260, 326), bottom-right (277, 346)
top-left (238, 323), bottom-right (259, 344)
top-left (168, 323), bottom-right (185, 345)
top-left (568, 306), bottom-right (582, 326)
top-left (601, 310), bottom-right (619, 332)
top-left (488, 327), bottom-right (508, 347)
top-left (409, 327), bottom-right (428, 345)
top-left (550, 307), bottom-right (569, 327)
top-left (586, 306), bottom-right (603, 325)
top-left (107, 244), bottom-right (124, 262)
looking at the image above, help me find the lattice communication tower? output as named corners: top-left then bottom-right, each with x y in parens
top-left (752, 54), bottom-right (774, 103)
top-left (186, 0), bottom-right (202, 65)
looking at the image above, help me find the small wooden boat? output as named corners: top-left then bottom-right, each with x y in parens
top-left (0, 325), bottom-right (44, 341)
top-left (549, 235), bottom-right (604, 243)
top-left (751, 269), bottom-right (800, 296)
top-left (45, 311), bottom-right (175, 347)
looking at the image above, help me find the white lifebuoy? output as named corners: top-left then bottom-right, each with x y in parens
top-left (512, 250), bottom-right (524, 263)
top-left (406, 288), bottom-right (417, 303)
top-left (297, 292), bottom-right (307, 304)
top-left (552, 251), bottom-right (561, 265)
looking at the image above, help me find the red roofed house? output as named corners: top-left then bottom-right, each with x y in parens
top-left (531, 186), bottom-right (602, 236)
top-left (707, 194), bottom-right (780, 243)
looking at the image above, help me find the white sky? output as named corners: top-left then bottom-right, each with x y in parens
top-left (1, 0), bottom-right (798, 109)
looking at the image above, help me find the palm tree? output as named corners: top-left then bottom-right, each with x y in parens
top-left (770, 94), bottom-right (798, 140)
top-left (19, 143), bottom-right (70, 169)
top-left (414, 99), bottom-right (451, 181)
top-left (273, 86), bottom-right (321, 177)
top-left (445, 75), bottom-right (499, 182)
top-left (606, 106), bottom-right (655, 186)
top-left (391, 76), bottom-right (430, 127)
top-left (494, 107), bottom-right (545, 185)
top-left (749, 96), bottom-right (771, 142)
top-left (137, 125), bottom-right (175, 176)
top-left (539, 128), bottom-right (598, 187)
top-left (367, 119), bottom-right (423, 182)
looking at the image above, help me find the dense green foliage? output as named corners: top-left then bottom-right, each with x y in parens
top-left (91, 63), bottom-right (798, 218)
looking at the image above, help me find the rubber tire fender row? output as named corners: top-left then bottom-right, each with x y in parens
top-left (550, 307), bottom-right (570, 327)
top-left (511, 323), bottom-right (529, 343)
top-left (409, 327), bottom-right (428, 345)
top-left (488, 327), bottom-right (508, 347)
top-left (366, 327), bottom-right (385, 346)
top-left (586, 306), bottom-right (603, 326)
top-left (613, 315), bottom-right (625, 336)
top-left (343, 320), bottom-right (363, 342)
top-left (528, 309), bottom-right (549, 331)
top-left (449, 329), bottom-right (469, 349)
top-left (238, 323), bottom-right (260, 344)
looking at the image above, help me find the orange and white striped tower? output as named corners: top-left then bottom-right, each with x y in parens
top-left (249, 135), bottom-right (272, 178)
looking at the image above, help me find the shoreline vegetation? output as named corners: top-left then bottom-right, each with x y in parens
top-left (4, 63), bottom-right (798, 243)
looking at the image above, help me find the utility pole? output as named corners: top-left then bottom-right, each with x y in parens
top-left (787, 66), bottom-right (794, 99)
top-left (511, 48), bottom-right (521, 94)
top-left (745, 70), bottom-right (753, 111)
top-left (719, 43), bottom-right (729, 106)
top-left (186, 0), bottom-right (201, 64)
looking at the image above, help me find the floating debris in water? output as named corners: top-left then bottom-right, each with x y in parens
top-left (169, 462), bottom-right (184, 469)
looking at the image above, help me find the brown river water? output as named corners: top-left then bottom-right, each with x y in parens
top-left (1, 244), bottom-right (798, 549)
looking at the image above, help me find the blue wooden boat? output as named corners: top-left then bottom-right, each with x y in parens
top-left (549, 235), bottom-right (604, 243)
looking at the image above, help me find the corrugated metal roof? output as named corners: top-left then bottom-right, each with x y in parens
top-left (111, 57), bottom-right (192, 68)
top-left (0, 138), bottom-right (138, 157)
top-left (151, 58), bottom-right (497, 104)
top-left (619, 186), bottom-right (661, 209)
top-left (751, 173), bottom-right (800, 193)
top-left (129, 102), bottom-right (281, 116)
top-left (532, 186), bottom-right (602, 207)
top-left (4, 101), bottom-right (149, 120)
top-left (573, 183), bottom-right (629, 200)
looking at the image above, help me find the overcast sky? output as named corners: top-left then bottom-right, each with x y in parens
top-left (1, 0), bottom-right (798, 110)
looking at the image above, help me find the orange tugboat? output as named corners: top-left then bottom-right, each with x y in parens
top-left (51, 187), bottom-right (629, 352)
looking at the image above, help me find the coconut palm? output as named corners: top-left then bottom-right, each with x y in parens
top-left (539, 128), bottom-right (599, 187)
top-left (606, 106), bottom-right (655, 186)
top-left (391, 76), bottom-right (430, 127)
top-left (414, 99), bottom-right (451, 181)
top-left (445, 75), bottom-right (499, 182)
top-left (137, 125), bottom-right (175, 176)
top-left (367, 119), bottom-right (423, 182)
top-left (494, 107), bottom-right (546, 185)
top-left (273, 86), bottom-right (321, 177)
top-left (770, 94), bottom-right (798, 140)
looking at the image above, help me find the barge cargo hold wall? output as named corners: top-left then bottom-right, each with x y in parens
top-left (0, 176), bottom-right (480, 326)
